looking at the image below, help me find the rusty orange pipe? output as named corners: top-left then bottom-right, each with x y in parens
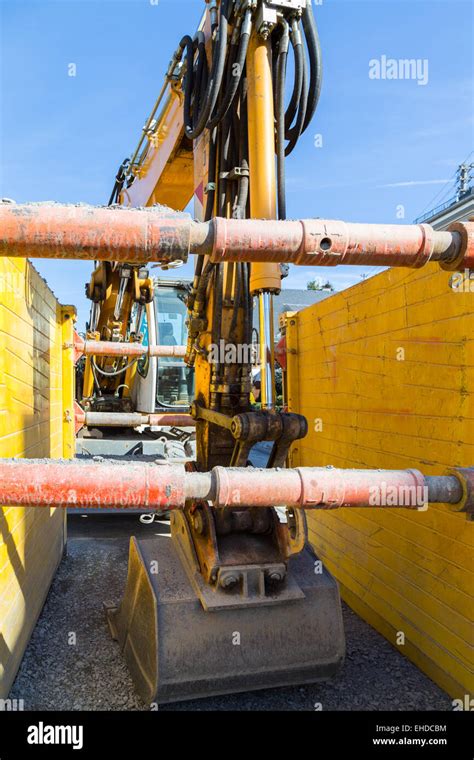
top-left (1, 204), bottom-right (472, 271)
top-left (75, 336), bottom-right (187, 359)
top-left (210, 218), bottom-right (471, 270)
top-left (75, 410), bottom-right (195, 428)
top-left (0, 461), bottom-right (187, 509)
top-left (0, 461), bottom-right (466, 510)
top-left (212, 467), bottom-right (437, 508)
top-left (0, 203), bottom-right (195, 264)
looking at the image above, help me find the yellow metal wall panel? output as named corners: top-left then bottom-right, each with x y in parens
top-left (286, 263), bottom-right (474, 699)
top-left (0, 257), bottom-right (74, 698)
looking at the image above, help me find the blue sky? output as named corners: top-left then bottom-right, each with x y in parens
top-left (1, 0), bottom-right (473, 328)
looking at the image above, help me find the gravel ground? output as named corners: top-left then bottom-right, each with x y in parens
top-left (9, 513), bottom-right (451, 712)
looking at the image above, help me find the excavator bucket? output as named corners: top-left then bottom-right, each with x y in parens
top-left (105, 532), bottom-right (345, 705)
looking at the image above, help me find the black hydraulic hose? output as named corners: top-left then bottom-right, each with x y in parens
top-left (189, 259), bottom-right (214, 334)
top-left (218, 114), bottom-right (232, 215)
top-left (191, 32), bottom-right (208, 132)
top-left (191, 255), bottom-right (204, 298)
top-left (208, 9), bottom-right (252, 130)
top-left (235, 179), bottom-right (248, 219)
top-left (230, 115), bottom-right (241, 218)
top-left (108, 185), bottom-right (118, 207)
top-left (188, 102), bottom-right (229, 340)
top-left (189, 124), bottom-right (217, 312)
top-left (271, 32), bottom-right (279, 116)
top-left (234, 141), bottom-right (249, 219)
top-left (179, 35), bottom-right (195, 135)
top-left (224, 37), bottom-right (241, 105)
top-left (229, 262), bottom-right (242, 341)
top-left (185, 0), bottom-right (230, 140)
top-left (211, 263), bottom-right (224, 364)
top-left (285, 18), bottom-right (304, 135)
top-left (285, 31), bottom-right (308, 156)
top-left (108, 158), bottom-right (130, 206)
top-left (241, 77), bottom-right (250, 221)
top-left (242, 262), bottom-right (252, 346)
top-left (196, 260), bottom-right (213, 304)
top-left (180, 32), bottom-right (206, 134)
top-left (301, 0), bottom-right (323, 134)
top-left (275, 20), bottom-right (289, 220)
top-left (204, 126), bottom-right (218, 221)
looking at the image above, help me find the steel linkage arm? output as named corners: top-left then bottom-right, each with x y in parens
top-left (0, 460), bottom-right (471, 513)
top-left (1, 203), bottom-right (472, 272)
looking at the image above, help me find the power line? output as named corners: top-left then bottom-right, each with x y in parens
top-left (415, 150), bottom-right (473, 218)
top-left (416, 171), bottom-right (456, 217)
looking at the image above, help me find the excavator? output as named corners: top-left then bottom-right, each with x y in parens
top-left (1, 0), bottom-right (472, 705)
top-left (82, 0), bottom-right (337, 701)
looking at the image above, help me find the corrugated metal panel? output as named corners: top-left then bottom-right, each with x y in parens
top-left (286, 263), bottom-right (474, 699)
top-left (0, 257), bottom-right (74, 698)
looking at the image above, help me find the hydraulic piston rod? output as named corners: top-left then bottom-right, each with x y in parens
top-left (1, 204), bottom-right (472, 271)
top-left (0, 460), bottom-right (470, 512)
top-left (258, 291), bottom-right (275, 409)
top-left (247, 32), bottom-right (281, 408)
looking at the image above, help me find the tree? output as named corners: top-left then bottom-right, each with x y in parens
top-left (307, 279), bottom-right (335, 292)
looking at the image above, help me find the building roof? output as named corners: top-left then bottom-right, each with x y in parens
top-left (156, 277), bottom-right (334, 336)
top-left (253, 288), bottom-right (333, 336)
top-left (414, 187), bottom-right (474, 229)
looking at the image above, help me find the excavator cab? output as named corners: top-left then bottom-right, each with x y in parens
top-left (154, 280), bottom-right (194, 408)
top-left (76, 277), bottom-right (196, 458)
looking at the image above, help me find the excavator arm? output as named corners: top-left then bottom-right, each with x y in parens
top-left (78, 0), bottom-right (335, 699)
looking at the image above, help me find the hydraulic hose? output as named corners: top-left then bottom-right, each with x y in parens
top-left (284, 18), bottom-right (304, 135)
top-left (208, 9), bottom-right (252, 130)
top-left (284, 20), bottom-right (308, 155)
top-left (234, 77), bottom-right (249, 219)
top-left (189, 32), bottom-right (208, 132)
top-left (179, 35), bottom-right (195, 135)
top-left (275, 20), bottom-right (290, 219)
top-left (301, 0), bottom-right (323, 134)
top-left (184, 0), bottom-right (230, 140)
top-left (205, 125), bottom-right (218, 220)
top-left (108, 158), bottom-right (130, 206)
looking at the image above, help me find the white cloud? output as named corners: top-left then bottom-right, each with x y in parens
top-left (378, 179), bottom-right (450, 188)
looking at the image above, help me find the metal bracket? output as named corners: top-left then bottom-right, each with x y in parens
top-left (172, 509), bottom-right (304, 610)
top-left (219, 167), bottom-right (250, 181)
top-left (267, 0), bottom-right (307, 8)
top-left (256, 0), bottom-right (306, 37)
